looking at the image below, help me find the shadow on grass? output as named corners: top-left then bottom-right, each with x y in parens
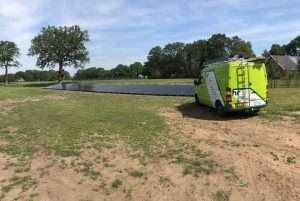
top-left (177, 102), bottom-right (256, 121)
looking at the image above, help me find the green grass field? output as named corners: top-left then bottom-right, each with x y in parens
top-left (0, 84), bottom-right (299, 200)
top-left (261, 88), bottom-right (300, 121)
top-left (0, 86), bottom-right (298, 159)
top-left (0, 87), bottom-right (190, 158)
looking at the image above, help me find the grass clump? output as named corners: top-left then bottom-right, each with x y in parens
top-left (173, 146), bottom-right (216, 177)
top-left (129, 170), bottom-right (144, 178)
top-left (0, 144), bottom-right (35, 157)
top-left (213, 190), bottom-right (230, 201)
top-left (287, 156), bottom-right (296, 164)
top-left (75, 161), bottom-right (102, 180)
top-left (1, 176), bottom-right (37, 194)
top-left (111, 179), bottom-right (122, 189)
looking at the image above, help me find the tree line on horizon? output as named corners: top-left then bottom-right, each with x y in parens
top-left (75, 33), bottom-right (255, 80)
top-left (1, 25), bottom-right (300, 83)
top-left (263, 36), bottom-right (300, 56)
top-left (0, 70), bottom-right (71, 83)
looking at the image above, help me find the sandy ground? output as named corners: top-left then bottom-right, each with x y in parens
top-left (0, 103), bottom-right (300, 201)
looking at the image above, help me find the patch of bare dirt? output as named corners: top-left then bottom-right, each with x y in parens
top-left (0, 138), bottom-right (230, 201)
top-left (161, 103), bottom-right (300, 201)
top-left (0, 103), bottom-right (299, 201)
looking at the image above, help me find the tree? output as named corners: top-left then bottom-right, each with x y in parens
top-left (262, 49), bottom-right (269, 57)
top-left (269, 44), bottom-right (286, 55)
top-left (162, 42), bottom-right (185, 77)
top-left (286, 36), bottom-right (300, 56)
top-left (184, 40), bottom-right (209, 76)
top-left (29, 25), bottom-right (89, 82)
top-left (0, 41), bottom-right (20, 85)
top-left (144, 46), bottom-right (163, 78)
top-left (111, 64), bottom-right (130, 78)
top-left (143, 33), bottom-right (255, 78)
top-left (129, 62), bottom-right (144, 78)
top-left (207, 34), bottom-right (231, 59)
top-left (229, 36), bottom-right (255, 58)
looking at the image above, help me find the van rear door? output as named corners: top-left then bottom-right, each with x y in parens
top-left (232, 62), bottom-right (267, 108)
top-left (248, 62), bottom-right (268, 105)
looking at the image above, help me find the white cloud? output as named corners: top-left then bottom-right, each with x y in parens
top-left (1, 0), bottom-right (300, 75)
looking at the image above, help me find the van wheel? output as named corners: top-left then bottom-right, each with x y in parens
top-left (195, 94), bottom-right (200, 105)
top-left (216, 102), bottom-right (225, 117)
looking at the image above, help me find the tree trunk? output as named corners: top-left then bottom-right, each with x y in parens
top-left (5, 65), bottom-right (8, 85)
top-left (58, 62), bottom-right (64, 83)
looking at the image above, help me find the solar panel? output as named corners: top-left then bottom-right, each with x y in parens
top-left (47, 83), bottom-right (194, 97)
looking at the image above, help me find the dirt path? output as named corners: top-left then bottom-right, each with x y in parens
top-left (161, 103), bottom-right (300, 201)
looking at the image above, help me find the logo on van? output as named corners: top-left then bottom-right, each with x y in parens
top-left (233, 90), bottom-right (240, 96)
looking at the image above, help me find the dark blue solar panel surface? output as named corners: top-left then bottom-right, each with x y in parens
top-left (47, 83), bottom-right (194, 97)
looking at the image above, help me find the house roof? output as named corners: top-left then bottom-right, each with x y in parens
top-left (269, 55), bottom-right (300, 71)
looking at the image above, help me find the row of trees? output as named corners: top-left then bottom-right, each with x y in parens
top-left (74, 62), bottom-right (144, 80)
top-left (3, 24), bottom-right (300, 83)
top-left (0, 70), bottom-right (71, 82)
top-left (263, 36), bottom-right (300, 56)
top-left (0, 27), bottom-right (256, 82)
top-left (144, 34), bottom-right (255, 78)
top-left (74, 32), bottom-right (256, 80)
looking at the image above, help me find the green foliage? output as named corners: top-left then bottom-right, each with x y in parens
top-left (144, 33), bottom-right (254, 78)
top-left (129, 62), bottom-right (144, 78)
top-left (185, 40), bottom-right (209, 76)
top-left (111, 64), bottom-right (131, 78)
top-left (269, 44), bottom-right (286, 55)
top-left (129, 170), bottom-right (144, 178)
top-left (74, 62), bottom-right (145, 80)
top-left (0, 70), bottom-right (71, 82)
top-left (287, 156), bottom-right (296, 164)
top-left (213, 190), bottom-right (230, 201)
top-left (111, 179), bottom-right (122, 188)
top-left (29, 25), bottom-right (89, 82)
top-left (0, 41), bottom-right (20, 85)
top-left (268, 35), bottom-right (300, 56)
top-left (286, 36), bottom-right (300, 56)
top-left (144, 46), bottom-right (163, 78)
top-left (229, 36), bottom-right (255, 58)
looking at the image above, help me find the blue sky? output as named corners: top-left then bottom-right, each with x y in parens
top-left (0, 0), bottom-right (300, 75)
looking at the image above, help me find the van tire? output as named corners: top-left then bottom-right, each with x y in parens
top-left (215, 101), bottom-right (225, 117)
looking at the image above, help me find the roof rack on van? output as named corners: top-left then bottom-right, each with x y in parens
top-left (204, 56), bottom-right (265, 65)
top-left (204, 56), bottom-right (230, 65)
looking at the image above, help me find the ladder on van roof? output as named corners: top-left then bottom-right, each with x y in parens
top-left (236, 63), bottom-right (251, 105)
top-left (237, 64), bottom-right (247, 89)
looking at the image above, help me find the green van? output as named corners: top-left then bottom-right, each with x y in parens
top-left (194, 58), bottom-right (268, 116)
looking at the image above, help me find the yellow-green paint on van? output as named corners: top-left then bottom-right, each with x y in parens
top-left (194, 59), bottom-right (268, 115)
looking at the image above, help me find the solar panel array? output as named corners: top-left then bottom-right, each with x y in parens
top-left (47, 83), bottom-right (195, 97)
